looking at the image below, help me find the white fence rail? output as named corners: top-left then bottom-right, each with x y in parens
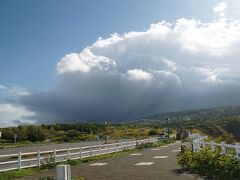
top-left (192, 135), bottom-right (240, 159)
top-left (0, 138), bottom-right (158, 172)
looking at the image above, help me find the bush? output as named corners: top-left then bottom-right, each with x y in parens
top-left (66, 130), bottom-right (80, 138)
top-left (176, 133), bottom-right (181, 140)
top-left (136, 142), bottom-right (156, 149)
top-left (40, 155), bottom-right (56, 170)
top-left (148, 130), bottom-right (157, 136)
top-left (178, 148), bottom-right (240, 179)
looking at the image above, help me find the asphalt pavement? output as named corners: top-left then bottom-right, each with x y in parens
top-left (0, 140), bottom-right (117, 155)
top-left (20, 141), bottom-right (203, 180)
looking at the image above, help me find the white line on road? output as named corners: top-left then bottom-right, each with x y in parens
top-left (153, 156), bottom-right (168, 159)
top-left (90, 163), bottom-right (108, 166)
top-left (161, 145), bottom-right (168, 148)
top-left (172, 150), bottom-right (181, 152)
top-left (151, 148), bottom-right (160, 151)
top-left (135, 162), bottom-right (154, 166)
top-left (130, 153), bottom-right (142, 156)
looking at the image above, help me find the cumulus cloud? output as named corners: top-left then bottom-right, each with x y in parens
top-left (7, 8), bottom-right (240, 125)
top-left (127, 69), bottom-right (153, 81)
top-left (0, 84), bottom-right (30, 96)
top-left (213, 2), bottom-right (227, 17)
top-left (57, 49), bottom-right (116, 74)
top-left (0, 103), bottom-right (35, 127)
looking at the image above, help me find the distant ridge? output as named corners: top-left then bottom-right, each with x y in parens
top-left (131, 106), bottom-right (240, 123)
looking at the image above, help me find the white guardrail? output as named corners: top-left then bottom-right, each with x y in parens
top-left (192, 135), bottom-right (240, 159)
top-left (0, 138), bottom-right (158, 172)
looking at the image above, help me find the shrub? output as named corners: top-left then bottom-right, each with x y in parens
top-left (66, 130), bottom-right (80, 138)
top-left (176, 133), bottom-right (182, 140)
top-left (148, 130), bottom-right (157, 136)
top-left (178, 148), bottom-right (240, 179)
top-left (40, 155), bottom-right (56, 170)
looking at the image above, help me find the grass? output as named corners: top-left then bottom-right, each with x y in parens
top-left (0, 138), bottom-right (175, 180)
top-left (0, 168), bottom-right (40, 180)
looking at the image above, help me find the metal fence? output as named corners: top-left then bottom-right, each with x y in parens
top-left (0, 138), bottom-right (158, 172)
top-left (192, 135), bottom-right (240, 159)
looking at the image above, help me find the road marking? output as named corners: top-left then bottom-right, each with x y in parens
top-left (154, 156), bottom-right (168, 159)
top-left (135, 162), bottom-right (154, 166)
top-left (161, 145), bottom-right (168, 148)
top-left (151, 148), bottom-right (160, 151)
top-left (130, 153), bottom-right (142, 156)
top-left (90, 163), bottom-right (108, 166)
top-left (172, 150), bottom-right (181, 152)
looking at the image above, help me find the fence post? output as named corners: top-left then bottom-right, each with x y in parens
top-left (115, 143), bottom-right (117, 152)
top-left (67, 148), bottom-right (70, 160)
top-left (90, 146), bottom-right (93, 157)
top-left (221, 142), bottom-right (226, 155)
top-left (80, 147), bottom-right (82, 159)
top-left (37, 150), bottom-right (41, 167)
top-left (18, 152), bottom-right (22, 170)
top-left (54, 149), bottom-right (57, 163)
top-left (56, 164), bottom-right (71, 180)
top-left (235, 143), bottom-right (240, 159)
top-left (211, 141), bottom-right (215, 151)
top-left (99, 144), bottom-right (102, 155)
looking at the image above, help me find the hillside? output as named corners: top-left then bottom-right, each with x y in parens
top-left (142, 106), bottom-right (240, 121)
top-left (135, 106), bottom-right (240, 142)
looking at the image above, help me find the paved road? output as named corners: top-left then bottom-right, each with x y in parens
top-left (0, 140), bottom-right (120, 155)
top-left (21, 142), bottom-right (203, 180)
top-left (0, 139), bottom-right (134, 171)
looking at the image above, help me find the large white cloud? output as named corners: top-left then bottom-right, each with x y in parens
top-left (213, 2), bottom-right (227, 17)
top-left (0, 103), bottom-right (35, 127)
top-left (11, 3), bottom-right (240, 124)
top-left (0, 84), bottom-right (33, 127)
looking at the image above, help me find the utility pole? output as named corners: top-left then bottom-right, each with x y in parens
top-left (76, 120), bottom-right (79, 131)
top-left (166, 118), bottom-right (170, 138)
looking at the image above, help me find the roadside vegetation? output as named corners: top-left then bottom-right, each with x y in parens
top-left (0, 138), bottom-right (174, 180)
top-left (178, 148), bottom-right (240, 179)
top-left (0, 123), bottom-right (166, 149)
top-left (138, 106), bottom-right (240, 143)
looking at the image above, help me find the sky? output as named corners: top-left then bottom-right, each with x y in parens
top-left (1, 0), bottom-right (240, 127)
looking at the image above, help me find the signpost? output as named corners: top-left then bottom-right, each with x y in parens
top-left (14, 134), bottom-right (17, 143)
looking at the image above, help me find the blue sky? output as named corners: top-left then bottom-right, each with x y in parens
top-left (0, 0), bottom-right (220, 89)
top-left (1, 0), bottom-right (240, 127)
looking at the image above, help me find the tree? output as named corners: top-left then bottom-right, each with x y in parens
top-left (27, 125), bottom-right (49, 142)
top-left (66, 130), bottom-right (79, 138)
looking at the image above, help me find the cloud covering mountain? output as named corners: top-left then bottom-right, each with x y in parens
top-left (2, 2), bottom-right (240, 126)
